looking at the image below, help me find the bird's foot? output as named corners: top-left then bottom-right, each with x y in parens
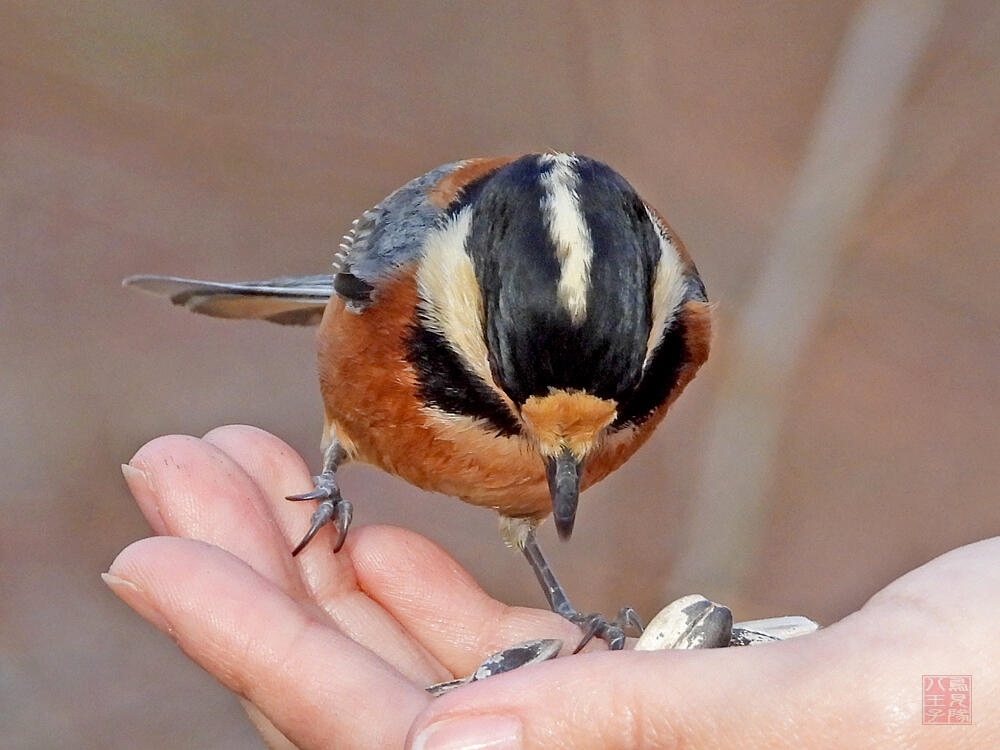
top-left (286, 471), bottom-right (353, 555)
top-left (565, 605), bottom-right (644, 653)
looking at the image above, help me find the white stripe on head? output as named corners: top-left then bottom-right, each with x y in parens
top-left (538, 153), bottom-right (593, 324)
top-left (644, 205), bottom-right (689, 368)
top-left (415, 206), bottom-right (496, 388)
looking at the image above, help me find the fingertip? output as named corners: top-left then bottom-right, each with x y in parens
top-left (127, 432), bottom-right (201, 471)
top-left (201, 423), bottom-right (271, 441)
top-left (202, 424), bottom-right (308, 469)
top-left (105, 536), bottom-right (213, 636)
top-left (107, 535), bottom-right (211, 588)
top-left (201, 423), bottom-right (291, 454)
top-left (201, 424), bottom-right (313, 501)
top-left (121, 462), bottom-right (167, 534)
top-left (408, 714), bottom-right (523, 750)
top-left (108, 534), bottom-right (167, 574)
top-left (102, 568), bottom-right (174, 635)
top-left (406, 656), bottom-right (566, 750)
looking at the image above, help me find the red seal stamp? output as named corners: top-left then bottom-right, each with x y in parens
top-left (922, 675), bottom-right (972, 724)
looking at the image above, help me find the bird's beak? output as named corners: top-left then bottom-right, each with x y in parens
top-left (545, 447), bottom-right (583, 540)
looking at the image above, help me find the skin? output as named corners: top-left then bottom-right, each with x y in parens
top-left (109, 425), bottom-right (1000, 749)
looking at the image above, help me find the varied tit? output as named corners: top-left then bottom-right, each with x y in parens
top-left (125, 152), bottom-right (712, 650)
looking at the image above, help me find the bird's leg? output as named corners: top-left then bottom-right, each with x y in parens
top-left (286, 440), bottom-right (352, 555)
top-left (521, 528), bottom-right (643, 652)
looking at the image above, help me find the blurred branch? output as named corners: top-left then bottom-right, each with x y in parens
top-left (672, 0), bottom-right (945, 601)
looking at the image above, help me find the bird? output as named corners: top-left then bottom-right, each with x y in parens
top-left (124, 152), bottom-right (712, 651)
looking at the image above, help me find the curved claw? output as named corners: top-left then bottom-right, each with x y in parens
top-left (332, 500), bottom-right (353, 553)
top-left (570, 606), bottom-right (643, 653)
top-left (287, 470), bottom-right (350, 556)
top-left (291, 520), bottom-right (321, 556)
top-left (286, 487), bottom-right (332, 502)
top-left (617, 606), bottom-right (644, 633)
top-left (286, 474), bottom-right (339, 502)
top-left (572, 614), bottom-right (602, 654)
top-left (291, 499), bottom-right (338, 556)
top-left (290, 497), bottom-right (352, 556)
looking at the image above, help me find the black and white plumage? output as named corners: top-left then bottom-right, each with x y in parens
top-left (125, 153), bottom-right (713, 651)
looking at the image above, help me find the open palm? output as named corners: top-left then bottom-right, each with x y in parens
top-left (109, 425), bottom-right (1000, 749)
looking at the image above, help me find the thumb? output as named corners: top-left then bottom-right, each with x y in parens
top-left (405, 647), bottom-right (789, 750)
top-left (405, 627), bottom-right (895, 750)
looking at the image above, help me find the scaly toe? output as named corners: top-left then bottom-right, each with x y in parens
top-left (287, 471), bottom-right (349, 556)
top-left (331, 499), bottom-right (353, 553)
top-left (286, 472), bottom-right (339, 502)
top-left (567, 607), bottom-right (640, 653)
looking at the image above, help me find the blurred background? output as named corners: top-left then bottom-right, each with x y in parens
top-left (3, 0), bottom-right (998, 746)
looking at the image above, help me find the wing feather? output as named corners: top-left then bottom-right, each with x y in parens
top-left (332, 160), bottom-right (462, 311)
top-left (123, 274), bottom-right (333, 326)
top-left (124, 157), bottom-right (516, 322)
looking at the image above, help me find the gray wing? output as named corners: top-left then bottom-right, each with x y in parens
top-left (333, 161), bottom-right (461, 312)
top-left (123, 274), bottom-right (334, 325)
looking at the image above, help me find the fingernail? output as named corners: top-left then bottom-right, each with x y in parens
top-left (102, 572), bottom-right (173, 636)
top-left (121, 462), bottom-right (151, 491)
top-left (121, 463), bottom-right (167, 533)
top-left (411, 716), bottom-right (522, 750)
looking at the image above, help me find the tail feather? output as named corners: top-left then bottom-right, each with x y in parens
top-left (123, 274), bottom-right (334, 326)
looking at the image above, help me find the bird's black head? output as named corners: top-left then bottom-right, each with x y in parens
top-left (409, 153), bottom-right (709, 537)
top-left (463, 153), bottom-right (665, 408)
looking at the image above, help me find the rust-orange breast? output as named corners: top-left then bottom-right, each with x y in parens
top-left (317, 267), bottom-right (711, 520)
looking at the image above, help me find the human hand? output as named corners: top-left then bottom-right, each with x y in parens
top-left (108, 426), bottom-right (1000, 749)
top-left (107, 425), bottom-right (588, 748)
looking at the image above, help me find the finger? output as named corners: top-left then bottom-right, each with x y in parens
top-left (347, 525), bottom-right (600, 676)
top-left (408, 535), bottom-right (1000, 750)
top-left (106, 536), bottom-right (431, 750)
top-left (124, 434), bottom-right (307, 598)
top-left (202, 425), bottom-right (449, 683)
top-left (864, 536), bottom-right (1000, 633)
top-left (406, 630), bottom-right (899, 750)
top-left (200, 425), bottom-right (355, 596)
